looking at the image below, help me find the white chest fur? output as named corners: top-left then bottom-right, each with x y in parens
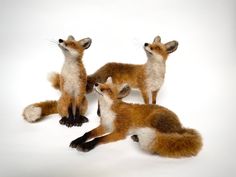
top-left (61, 58), bottom-right (81, 97)
top-left (99, 95), bottom-right (116, 132)
top-left (145, 55), bottom-right (166, 92)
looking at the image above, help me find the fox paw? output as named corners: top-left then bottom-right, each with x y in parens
top-left (59, 117), bottom-right (67, 125)
top-left (76, 139), bottom-right (98, 152)
top-left (73, 115), bottom-right (88, 126)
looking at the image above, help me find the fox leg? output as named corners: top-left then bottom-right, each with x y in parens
top-left (73, 96), bottom-right (89, 126)
top-left (152, 89), bottom-right (159, 104)
top-left (58, 92), bottom-right (72, 125)
top-left (77, 131), bottom-right (127, 152)
top-left (23, 100), bottom-right (58, 122)
top-left (70, 125), bottom-right (106, 148)
top-left (140, 88), bottom-right (149, 104)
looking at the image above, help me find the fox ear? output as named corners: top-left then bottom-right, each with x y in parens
top-left (106, 77), bottom-right (113, 84)
top-left (118, 84), bottom-right (131, 99)
top-left (153, 36), bottom-right (161, 43)
top-left (67, 35), bottom-right (75, 40)
top-left (165, 41), bottom-right (178, 54)
top-left (78, 38), bottom-right (92, 49)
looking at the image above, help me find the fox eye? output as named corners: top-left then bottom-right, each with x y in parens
top-left (150, 47), bottom-right (153, 50)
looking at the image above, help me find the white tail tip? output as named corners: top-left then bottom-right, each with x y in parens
top-left (23, 105), bottom-right (42, 122)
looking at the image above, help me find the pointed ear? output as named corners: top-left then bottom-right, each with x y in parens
top-left (67, 35), bottom-right (75, 40)
top-left (153, 36), bottom-right (161, 43)
top-left (78, 38), bottom-right (92, 49)
top-left (106, 77), bottom-right (113, 84)
top-left (165, 41), bottom-right (178, 54)
top-left (118, 84), bottom-right (131, 99)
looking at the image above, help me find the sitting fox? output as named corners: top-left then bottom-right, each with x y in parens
top-left (70, 80), bottom-right (202, 158)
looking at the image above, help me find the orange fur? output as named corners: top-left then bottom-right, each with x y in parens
top-left (86, 36), bottom-right (178, 104)
top-left (70, 83), bottom-right (202, 158)
top-left (56, 36), bottom-right (91, 120)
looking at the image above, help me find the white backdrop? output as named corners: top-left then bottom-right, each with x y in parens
top-left (0, 0), bottom-right (236, 177)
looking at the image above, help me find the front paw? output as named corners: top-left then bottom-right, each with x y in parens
top-left (73, 116), bottom-right (88, 126)
top-left (80, 115), bottom-right (89, 123)
top-left (59, 117), bottom-right (67, 125)
top-left (70, 133), bottom-right (90, 148)
top-left (76, 139), bottom-right (99, 152)
top-left (65, 118), bottom-right (74, 127)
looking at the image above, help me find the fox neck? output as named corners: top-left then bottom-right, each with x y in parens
top-left (64, 54), bottom-right (83, 64)
top-left (146, 53), bottom-right (165, 66)
top-left (98, 95), bottom-right (114, 109)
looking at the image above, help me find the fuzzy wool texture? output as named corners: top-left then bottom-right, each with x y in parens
top-left (97, 90), bottom-right (116, 132)
top-left (23, 105), bottom-right (42, 122)
top-left (145, 55), bottom-right (165, 103)
top-left (61, 58), bottom-right (81, 97)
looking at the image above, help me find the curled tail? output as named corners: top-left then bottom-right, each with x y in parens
top-left (86, 62), bottom-right (115, 93)
top-left (23, 101), bottom-right (58, 122)
top-left (152, 128), bottom-right (202, 158)
top-left (48, 72), bottom-right (60, 90)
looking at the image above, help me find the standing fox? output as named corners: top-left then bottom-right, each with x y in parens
top-left (70, 81), bottom-right (202, 158)
top-left (86, 35), bottom-right (178, 104)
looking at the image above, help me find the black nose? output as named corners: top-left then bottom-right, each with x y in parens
top-left (59, 39), bottom-right (63, 43)
top-left (95, 83), bottom-right (99, 87)
top-left (144, 43), bottom-right (148, 47)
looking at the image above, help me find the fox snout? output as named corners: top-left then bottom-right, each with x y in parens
top-left (59, 39), bottom-right (64, 43)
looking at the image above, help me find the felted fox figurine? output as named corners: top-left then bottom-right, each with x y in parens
top-left (70, 80), bottom-right (202, 158)
top-left (22, 35), bottom-right (177, 123)
top-left (23, 35), bottom-right (92, 127)
top-left (86, 35), bottom-right (178, 104)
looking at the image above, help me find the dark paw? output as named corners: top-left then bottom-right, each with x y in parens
top-left (80, 115), bottom-right (89, 123)
top-left (70, 139), bottom-right (81, 148)
top-left (131, 135), bottom-right (139, 142)
top-left (65, 118), bottom-right (74, 127)
top-left (70, 133), bottom-right (90, 148)
top-left (59, 117), bottom-right (67, 125)
top-left (76, 139), bottom-right (99, 152)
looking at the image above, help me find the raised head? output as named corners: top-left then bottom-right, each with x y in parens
top-left (144, 35), bottom-right (178, 60)
top-left (58, 35), bottom-right (92, 59)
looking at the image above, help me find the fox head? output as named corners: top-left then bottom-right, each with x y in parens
top-left (58, 35), bottom-right (92, 58)
top-left (94, 78), bottom-right (131, 101)
top-left (144, 35), bottom-right (178, 60)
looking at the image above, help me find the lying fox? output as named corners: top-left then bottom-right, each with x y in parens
top-left (70, 81), bottom-right (202, 158)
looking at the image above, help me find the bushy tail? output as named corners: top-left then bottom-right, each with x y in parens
top-left (86, 63), bottom-right (115, 93)
top-left (152, 128), bottom-right (202, 158)
top-left (23, 101), bottom-right (58, 122)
